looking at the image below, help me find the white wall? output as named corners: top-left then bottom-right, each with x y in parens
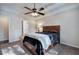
top-left (37, 4), bottom-right (79, 48)
top-left (28, 20), bottom-right (37, 33)
top-left (0, 5), bottom-right (34, 42)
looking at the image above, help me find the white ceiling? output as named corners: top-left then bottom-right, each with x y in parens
top-left (0, 3), bottom-right (54, 20)
top-left (0, 3), bottom-right (79, 20)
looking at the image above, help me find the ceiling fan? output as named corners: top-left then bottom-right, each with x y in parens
top-left (24, 3), bottom-right (45, 16)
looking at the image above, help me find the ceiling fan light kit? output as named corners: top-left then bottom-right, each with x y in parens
top-left (31, 12), bottom-right (39, 17)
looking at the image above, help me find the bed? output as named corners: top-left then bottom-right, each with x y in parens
top-left (23, 25), bottom-right (60, 55)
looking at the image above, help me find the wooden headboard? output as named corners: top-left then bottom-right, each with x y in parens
top-left (43, 25), bottom-right (60, 32)
top-left (43, 25), bottom-right (60, 44)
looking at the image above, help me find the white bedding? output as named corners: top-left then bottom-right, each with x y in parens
top-left (25, 33), bottom-right (51, 50)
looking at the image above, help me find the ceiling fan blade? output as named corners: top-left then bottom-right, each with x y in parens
top-left (37, 12), bottom-right (45, 15)
top-left (24, 12), bottom-right (32, 14)
top-left (24, 7), bottom-right (33, 11)
top-left (39, 7), bottom-right (44, 11)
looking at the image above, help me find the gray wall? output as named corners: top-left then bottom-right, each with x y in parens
top-left (37, 4), bottom-right (79, 48)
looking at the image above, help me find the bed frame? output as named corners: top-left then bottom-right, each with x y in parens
top-left (23, 25), bottom-right (60, 55)
top-left (43, 25), bottom-right (60, 44)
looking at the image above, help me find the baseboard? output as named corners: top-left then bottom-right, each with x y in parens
top-left (0, 40), bottom-right (9, 44)
top-left (61, 42), bottom-right (79, 49)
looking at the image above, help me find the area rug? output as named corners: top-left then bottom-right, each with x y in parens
top-left (1, 45), bottom-right (28, 55)
top-left (1, 45), bottom-right (58, 55)
top-left (45, 49), bottom-right (58, 55)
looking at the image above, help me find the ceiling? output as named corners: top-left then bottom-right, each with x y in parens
top-left (0, 3), bottom-right (54, 20)
top-left (0, 3), bottom-right (79, 20)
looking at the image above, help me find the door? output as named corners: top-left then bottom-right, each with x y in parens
top-left (23, 20), bottom-right (29, 34)
top-left (0, 16), bottom-right (9, 42)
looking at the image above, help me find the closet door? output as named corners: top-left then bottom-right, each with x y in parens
top-left (0, 16), bottom-right (9, 43)
top-left (9, 16), bottom-right (22, 42)
top-left (23, 20), bottom-right (29, 34)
